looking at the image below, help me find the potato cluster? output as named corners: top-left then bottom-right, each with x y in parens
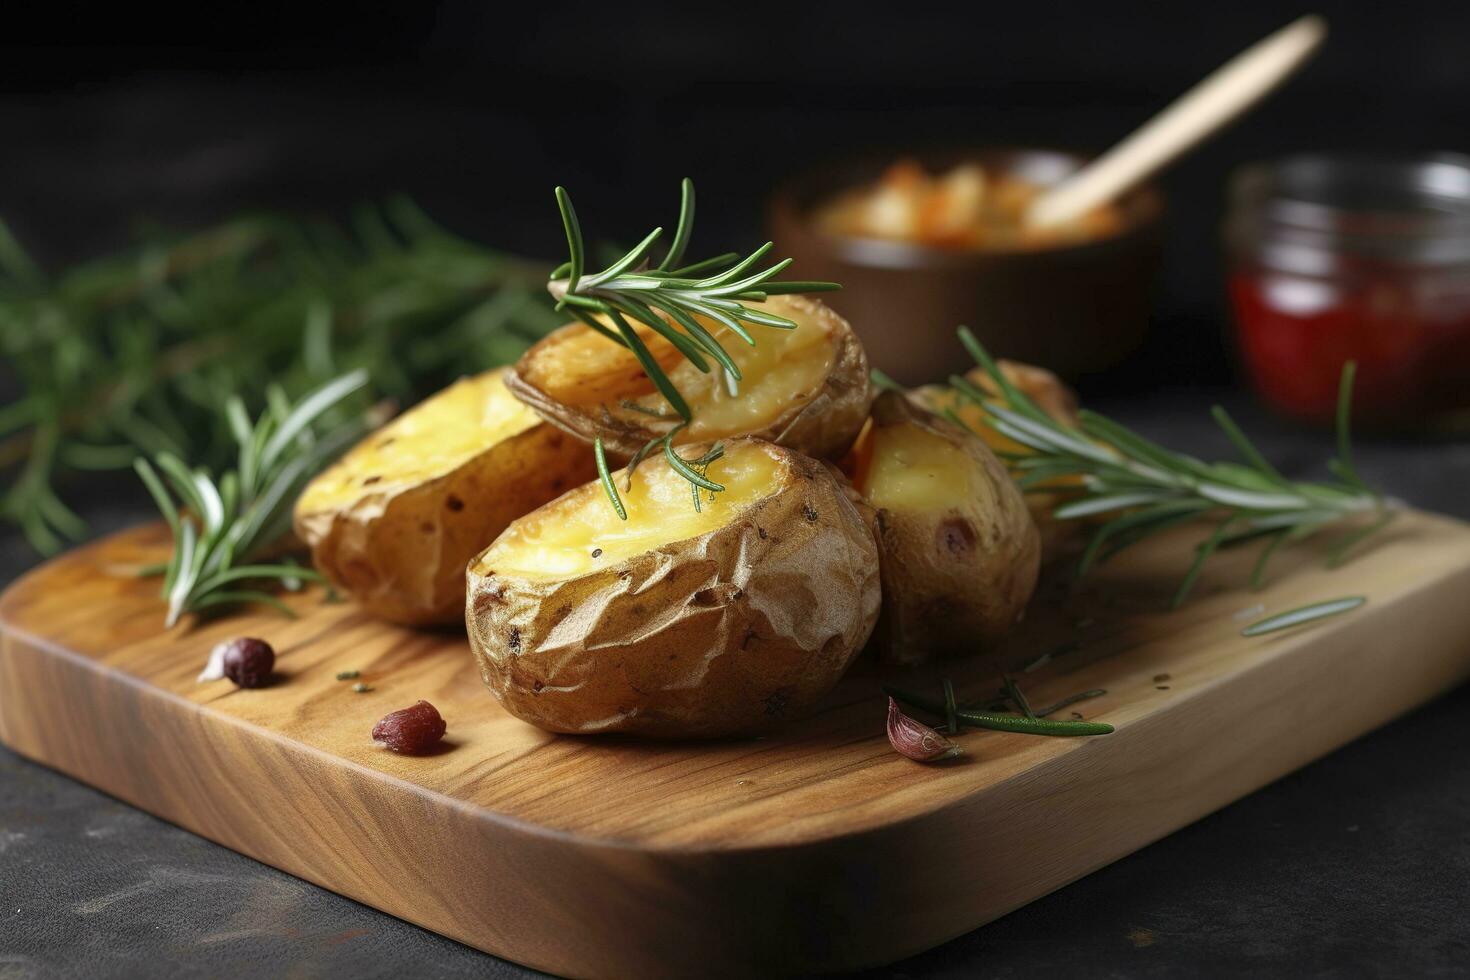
top-left (295, 296), bottom-right (1078, 737)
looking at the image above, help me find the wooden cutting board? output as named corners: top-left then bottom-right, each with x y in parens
top-left (3, 510), bottom-right (1470, 978)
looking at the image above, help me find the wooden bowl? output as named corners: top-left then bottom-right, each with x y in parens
top-left (768, 148), bottom-right (1165, 384)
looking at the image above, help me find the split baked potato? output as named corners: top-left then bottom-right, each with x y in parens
top-left (847, 392), bottom-right (1040, 665)
top-left (911, 360), bottom-right (1082, 560)
top-left (465, 438), bottom-right (881, 737)
top-left (294, 368), bottom-right (595, 626)
top-left (504, 294), bottom-right (873, 461)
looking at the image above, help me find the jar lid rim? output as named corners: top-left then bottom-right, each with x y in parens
top-left (1232, 153), bottom-right (1470, 238)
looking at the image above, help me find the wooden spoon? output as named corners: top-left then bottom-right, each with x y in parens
top-left (1025, 15), bottom-right (1327, 229)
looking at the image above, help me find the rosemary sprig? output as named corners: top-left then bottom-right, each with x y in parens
top-left (547, 180), bottom-right (838, 515)
top-left (886, 685), bottom-right (1114, 737)
top-left (135, 370), bottom-right (371, 627)
top-left (0, 199), bottom-right (557, 555)
top-left (951, 328), bottom-right (1395, 605)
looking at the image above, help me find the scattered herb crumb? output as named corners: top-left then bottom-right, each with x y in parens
top-left (352, 682), bottom-right (373, 693)
top-left (336, 670), bottom-right (361, 681)
top-left (1153, 673), bottom-right (1171, 683)
top-left (1241, 596), bottom-right (1366, 636)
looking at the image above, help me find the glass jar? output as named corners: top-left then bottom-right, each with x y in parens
top-left (1225, 154), bottom-right (1470, 429)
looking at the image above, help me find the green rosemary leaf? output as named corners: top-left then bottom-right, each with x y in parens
top-left (260, 370), bottom-right (370, 473)
top-left (1240, 596), bottom-right (1367, 636)
top-left (694, 241), bottom-right (774, 288)
top-left (606, 296), bottom-right (713, 374)
top-left (133, 459), bottom-right (181, 538)
top-left (663, 437), bottom-right (725, 493)
top-left (756, 281), bottom-right (842, 295)
top-left (623, 436), bottom-right (662, 493)
top-left (605, 307), bottom-right (692, 421)
top-left (1173, 515), bottom-right (1241, 609)
top-left (668, 253), bottom-right (740, 279)
top-left (658, 302), bottom-right (742, 378)
top-left (720, 304), bottom-right (796, 332)
top-left (1034, 688), bottom-right (1107, 718)
top-left (657, 178), bottom-right (696, 272)
top-left (595, 437), bottom-right (627, 522)
top-left (703, 258), bottom-right (795, 299)
top-left (191, 563), bottom-right (325, 597)
top-left (1053, 491), bottom-right (1174, 520)
top-left (1077, 410), bottom-right (1196, 480)
top-left (1001, 676), bottom-right (1036, 718)
top-left (1210, 405), bottom-right (1289, 485)
top-left (1335, 361), bottom-right (1364, 489)
top-left (1326, 510), bottom-right (1397, 568)
top-left (1079, 500), bottom-right (1213, 576)
top-left (554, 186), bottom-right (584, 293)
top-left (1250, 529), bottom-right (1290, 590)
top-left (189, 588), bottom-right (299, 618)
top-left (567, 308), bottom-right (631, 349)
top-left (869, 368), bottom-right (905, 394)
top-left (954, 327), bottom-right (1051, 425)
top-left (581, 226), bottom-right (665, 290)
top-left (0, 217), bottom-right (43, 287)
top-left (1098, 506), bottom-right (1229, 566)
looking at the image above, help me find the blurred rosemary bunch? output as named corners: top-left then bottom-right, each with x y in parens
top-left (0, 198), bottom-right (560, 554)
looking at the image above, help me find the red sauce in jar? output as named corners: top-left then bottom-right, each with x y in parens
top-left (1230, 264), bottom-right (1470, 425)
top-left (1226, 155), bottom-right (1470, 428)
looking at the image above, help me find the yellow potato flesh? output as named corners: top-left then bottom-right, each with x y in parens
top-left (475, 442), bottom-right (782, 580)
top-left (297, 368), bottom-right (538, 508)
top-left (551, 301), bottom-right (835, 440)
top-left (860, 422), bottom-right (977, 511)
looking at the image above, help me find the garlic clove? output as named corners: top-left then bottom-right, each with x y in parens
top-left (886, 697), bottom-right (962, 763)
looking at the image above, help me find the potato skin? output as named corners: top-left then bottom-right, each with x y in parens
top-left (857, 393), bottom-right (1040, 666)
top-left (504, 295), bottom-right (874, 462)
top-left (296, 420), bottom-right (594, 627)
top-left (465, 441), bottom-right (882, 738)
top-left (910, 360), bottom-right (1081, 562)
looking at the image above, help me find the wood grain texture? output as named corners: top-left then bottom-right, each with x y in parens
top-left (3, 511), bottom-right (1470, 977)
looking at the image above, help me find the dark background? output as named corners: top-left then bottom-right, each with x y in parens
top-left (3, 3), bottom-right (1470, 978)
top-left (2, 0), bottom-right (1467, 389)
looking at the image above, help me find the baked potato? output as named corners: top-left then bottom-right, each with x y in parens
top-left (847, 392), bottom-right (1040, 665)
top-left (465, 438), bottom-right (881, 737)
top-left (911, 360), bottom-right (1082, 560)
top-left (294, 368), bottom-right (595, 626)
top-left (504, 294), bottom-right (873, 462)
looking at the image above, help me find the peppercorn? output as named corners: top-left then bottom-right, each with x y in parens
top-left (219, 637), bottom-right (275, 689)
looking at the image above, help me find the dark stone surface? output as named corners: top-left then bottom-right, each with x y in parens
top-left (3, 393), bottom-right (1469, 979)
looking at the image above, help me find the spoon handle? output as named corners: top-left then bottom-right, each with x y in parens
top-left (1025, 15), bottom-right (1327, 229)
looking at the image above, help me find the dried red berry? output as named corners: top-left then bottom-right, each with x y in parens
top-left (218, 637), bottom-right (274, 689)
top-left (372, 701), bottom-right (446, 754)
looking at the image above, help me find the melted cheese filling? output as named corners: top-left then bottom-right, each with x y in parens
top-left (475, 441), bottom-right (782, 579)
top-left (299, 368), bottom-right (538, 508)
